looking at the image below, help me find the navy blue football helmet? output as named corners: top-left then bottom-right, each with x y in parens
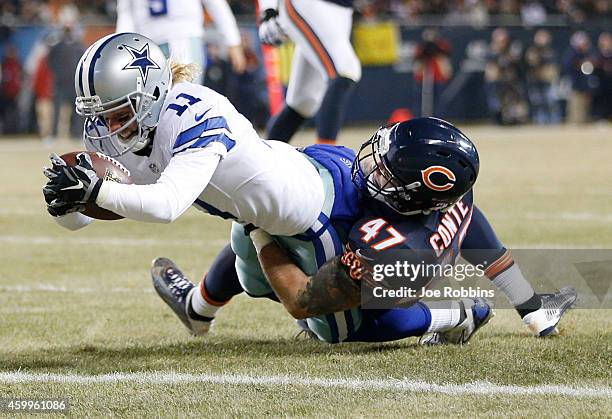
top-left (352, 117), bottom-right (479, 215)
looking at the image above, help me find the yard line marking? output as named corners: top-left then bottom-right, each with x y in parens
top-left (0, 284), bottom-right (153, 294)
top-left (0, 235), bottom-right (608, 250)
top-left (489, 211), bottom-right (612, 224)
top-left (0, 371), bottom-right (610, 398)
top-left (506, 243), bottom-right (611, 249)
top-left (0, 235), bottom-right (227, 247)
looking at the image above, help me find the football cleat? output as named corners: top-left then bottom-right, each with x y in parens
top-left (522, 287), bottom-right (577, 337)
top-left (420, 298), bottom-right (494, 346)
top-left (294, 319), bottom-right (319, 341)
top-left (151, 257), bottom-right (213, 336)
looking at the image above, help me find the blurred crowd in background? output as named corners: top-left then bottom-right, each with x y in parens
top-left (1, 0), bottom-right (610, 25)
top-left (0, 0), bottom-right (610, 140)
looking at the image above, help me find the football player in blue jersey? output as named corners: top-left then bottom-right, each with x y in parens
top-left (244, 118), bottom-right (578, 343)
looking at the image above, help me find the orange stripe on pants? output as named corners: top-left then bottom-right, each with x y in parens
top-left (284, 0), bottom-right (337, 79)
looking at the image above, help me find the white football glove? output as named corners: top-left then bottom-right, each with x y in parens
top-left (258, 9), bottom-right (286, 46)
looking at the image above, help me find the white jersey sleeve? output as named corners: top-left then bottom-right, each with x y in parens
top-left (94, 84), bottom-right (234, 223)
top-left (96, 143), bottom-right (224, 223)
top-left (202, 0), bottom-right (241, 47)
top-left (115, 0), bottom-right (136, 32)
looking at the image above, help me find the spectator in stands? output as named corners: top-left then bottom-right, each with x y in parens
top-left (484, 27), bottom-right (528, 124)
top-left (592, 32), bottom-right (611, 120)
top-left (0, 43), bottom-right (22, 134)
top-left (520, 0), bottom-right (547, 25)
top-left (47, 25), bottom-right (85, 142)
top-left (33, 45), bottom-right (54, 141)
top-left (561, 31), bottom-right (595, 123)
top-left (524, 29), bottom-right (560, 124)
top-left (413, 28), bottom-right (452, 116)
top-left (204, 42), bottom-right (231, 97)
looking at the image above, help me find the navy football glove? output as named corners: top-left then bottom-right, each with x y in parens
top-left (42, 153), bottom-right (102, 215)
top-left (258, 9), bottom-right (286, 46)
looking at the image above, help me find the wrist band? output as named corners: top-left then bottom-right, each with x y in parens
top-left (250, 228), bottom-right (274, 253)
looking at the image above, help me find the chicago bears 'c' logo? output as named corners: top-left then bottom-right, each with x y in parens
top-left (421, 166), bottom-right (456, 191)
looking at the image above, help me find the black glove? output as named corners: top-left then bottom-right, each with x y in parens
top-left (42, 152), bottom-right (102, 216)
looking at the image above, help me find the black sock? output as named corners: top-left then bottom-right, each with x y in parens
top-left (204, 244), bottom-right (244, 302)
top-left (515, 293), bottom-right (542, 318)
top-left (316, 77), bottom-right (356, 141)
top-left (187, 299), bottom-right (215, 322)
top-left (267, 105), bottom-right (306, 143)
top-left (457, 300), bottom-right (467, 325)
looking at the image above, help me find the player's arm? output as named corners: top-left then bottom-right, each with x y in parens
top-left (96, 144), bottom-right (225, 223)
top-left (250, 229), bottom-right (361, 319)
top-left (202, 0), bottom-right (241, 47)
top-left (115, 0), bottom-right (136, 32)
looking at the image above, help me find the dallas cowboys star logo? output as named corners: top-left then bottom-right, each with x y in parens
top-left (121, 43), bottom-right (160, 84)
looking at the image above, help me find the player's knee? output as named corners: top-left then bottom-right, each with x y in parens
top-left (335, 56), bottom-right (361, 83)
top-left (286, 96), bottom-right (319, 118)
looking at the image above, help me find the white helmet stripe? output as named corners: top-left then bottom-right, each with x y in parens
top-left (81, 33), bottom-right (125, 97)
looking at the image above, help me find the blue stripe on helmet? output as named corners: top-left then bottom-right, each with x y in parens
top-left (77, 59), bottom-right (84, 95)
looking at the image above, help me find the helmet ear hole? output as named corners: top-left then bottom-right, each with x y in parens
top-left (153, 86), bottom-right (160, 100)
top-left (436, 150), bottom-right (451, 158)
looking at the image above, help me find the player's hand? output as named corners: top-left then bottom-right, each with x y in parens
top-left (43, 152), bottom-right (103, 206)
top-left (258, 9), bottom-right (286, 46)
top-left (45, 194), bottom-right (85, 217)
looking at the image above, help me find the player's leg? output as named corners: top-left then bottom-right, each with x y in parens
top-left (230, 222), bottom-right (279, 299)
top-left (189, 243), bottom-right (244, 318)
top-left (151, 244), bottom-right (244, 335)
top-left (461, 206), bottom-right (576, 336)
top-left (300, 298), bottom-right (492, 345)
top-left (278, 0), bottom-right (361, 144)
top-left (267, 47), bottom-right (325, 142)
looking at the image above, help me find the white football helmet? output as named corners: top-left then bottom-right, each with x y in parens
top-left (74, 32), bottom-right (171, 156)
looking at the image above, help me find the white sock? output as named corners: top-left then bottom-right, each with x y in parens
top-left (492, 264), bottom-right (535, 307)
top-left (424, 300), bottom-right (462, 333)
top-left (190, 283), bottom-right (224, 319)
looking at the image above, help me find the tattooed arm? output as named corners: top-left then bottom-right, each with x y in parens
top-left (256, 242), bottom-right (361, 319)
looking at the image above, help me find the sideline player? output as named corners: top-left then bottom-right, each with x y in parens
top-left (258, 0), bottom-right (361, 144)
top-left (154, 118), bottom-right (576, 343)
top-left (116, 0), bottom-right (246, 83)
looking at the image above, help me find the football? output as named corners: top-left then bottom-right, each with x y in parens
top-left (60, 151), bottom-right (132, 220)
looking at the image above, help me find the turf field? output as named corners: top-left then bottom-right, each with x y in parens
top-left (0, 124), bottom-right (611, 417)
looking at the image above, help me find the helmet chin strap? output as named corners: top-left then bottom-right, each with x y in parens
top-left (129, 132), bottom-right (151, 152)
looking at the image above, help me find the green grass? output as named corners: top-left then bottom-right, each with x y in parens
top-left (0, 125), bottom-right (611, 417)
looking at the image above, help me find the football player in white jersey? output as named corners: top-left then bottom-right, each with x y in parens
top-left (116, 0), bottom-right (245, 83)
top-left (42, 32), bottom-right (363, 339)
